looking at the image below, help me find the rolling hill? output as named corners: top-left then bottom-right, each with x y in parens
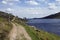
top-left (42, 12), bottom-right (60, 19)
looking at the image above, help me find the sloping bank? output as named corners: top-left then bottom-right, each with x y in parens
top-left (14, 20), bottom-right (60, 40)
top-left (14, 21), bottom-right (40, 40)
top-left (0, 17), bottom-right (13, 40)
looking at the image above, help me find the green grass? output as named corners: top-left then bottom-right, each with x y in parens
top-left (36, 29), bottom-right (60, 40)
top-left (0, 17), bottom-right (13, 40)
top-left (17, 23), bottom-right (40, 40)
top-left (23, 24), bottom-right (60, 40)
top-left (14, 20), bottom-right (40, 40)
top-left (0, 17), bottom-right (12, 32)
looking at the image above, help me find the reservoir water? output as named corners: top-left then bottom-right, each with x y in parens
top-left (26, 19), bottom-right (60, 35)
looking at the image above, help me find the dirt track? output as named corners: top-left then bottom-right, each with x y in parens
top-left (8, 23), bottom-right (32, 40)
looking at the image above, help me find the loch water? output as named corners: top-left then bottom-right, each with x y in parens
top-left (26, 19), bottom-right (60, 35)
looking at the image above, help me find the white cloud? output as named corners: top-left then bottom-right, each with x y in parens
top-left (48, 3), bottom-right (57, 9)
top-left (37, 0), bottom-right (46, 2)
top-left (55, 0), bottom-right (60, 5)
top-left (26, 1), bottom-right (39, 5)
top-left (1, 6), bottom-right (60, 18)
top-left (6, 8), bottom-right (14, 12)
top-left (11, 6), bottom-right (60, 18)
top-left (9, 3), bottom-right (13, 5)
top-left (1, 0), bottom-right (60, 18)
top-left (1, 0), bottom-right (17, 5)
top-left (56, 0), bottom-right (60, 2)
top-left (3, 0), bottom-right (19, 2)
top-left (15, 0), bottom-right (20, 1)
top-left (2, 1), bottom-right (7, 4)
top-left (11, 7), bottom-right (53, 18)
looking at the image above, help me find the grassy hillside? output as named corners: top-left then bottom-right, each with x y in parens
top-left (0, 17), bottom-right (13, 40)
top-left (0, 11), bottom-right (60, 40)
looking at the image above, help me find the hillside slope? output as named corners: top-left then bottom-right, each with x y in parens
top-left (42, 12), bottom-right (60, 19)
top-left (0, 11), bottom-right (60, 40)
top-left (0, 16), bottom-right (12, 40)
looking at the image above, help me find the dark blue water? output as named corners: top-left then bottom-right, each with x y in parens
top-left (26, 19), bottom-right (60, 35)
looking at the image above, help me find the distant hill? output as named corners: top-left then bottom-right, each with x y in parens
top-left (42, 12), bottom-right (60, 19)
top-left (0, 11), bottom-right (15, 21)
top-left (29, 12), bottom-right (60, 19)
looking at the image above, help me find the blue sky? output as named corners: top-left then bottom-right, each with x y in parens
top-left (0, 0), bottom-right (60, 18)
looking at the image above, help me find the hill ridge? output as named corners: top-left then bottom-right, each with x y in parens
top-left (42, 12), bottom-right (60, 19)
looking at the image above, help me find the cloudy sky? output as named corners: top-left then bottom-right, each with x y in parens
top-left (0, 0), bottom-right (60, 18)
